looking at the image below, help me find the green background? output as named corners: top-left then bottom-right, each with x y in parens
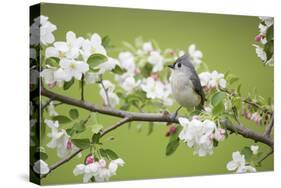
top-left (39, 3), bottom-right (273, 185)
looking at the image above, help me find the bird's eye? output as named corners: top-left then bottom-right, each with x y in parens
top-left (177, 63), bottom-right (182, 68)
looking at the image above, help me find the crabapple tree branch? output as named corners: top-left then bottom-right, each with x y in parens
top-left (40, 87), bottom-right (274, 178)
top-left (41, 87), bottom-right (274, 147)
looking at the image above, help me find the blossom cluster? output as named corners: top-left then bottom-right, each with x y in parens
top-left (178, 117), bottom-right (225, 156)
top-left (226, 146), bottom-right (259, 173)
top-left (73, 156), bottom-right (125, 182)
top-left (253, 16), bottom-right (274, 66)
top-left (199, 70), bottom-right (227, 90)
top-left (45, 119), bottom-right (80, 158)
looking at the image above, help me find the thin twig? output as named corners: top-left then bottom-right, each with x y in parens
top-left (101, 117), bottom-right (131, 137)
top-left (257, 150), bottom-right (273, 165)
top-left (99, 78), bottom-right (111, 107)
top-left (81, 74), bottom-right (85, 101)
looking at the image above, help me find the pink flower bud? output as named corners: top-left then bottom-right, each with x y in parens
top-left (85, 155), bottom-right (94, 164)
top-left (255, 34), bottom-right (263, 42)
top-left (169, 126), bottom-right (177, 134)
top-left (66, 140), bottom-right (72, 150)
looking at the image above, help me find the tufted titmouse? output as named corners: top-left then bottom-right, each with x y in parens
top-left (168, 54), bottom-right (205, 117)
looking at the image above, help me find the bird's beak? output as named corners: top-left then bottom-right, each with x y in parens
top-left (168, 64), bottom-right (175, 69)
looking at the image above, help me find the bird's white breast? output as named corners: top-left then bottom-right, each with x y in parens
top-left (170, 71), bottom-right (200, 108)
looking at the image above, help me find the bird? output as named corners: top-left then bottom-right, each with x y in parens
top-left (168, 54), bottom-right (205, 118)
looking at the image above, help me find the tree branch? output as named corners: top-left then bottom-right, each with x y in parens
top-left (41, 87), bottom-right (273, 147)
top-left (40, 87), bottom-right (274, 178)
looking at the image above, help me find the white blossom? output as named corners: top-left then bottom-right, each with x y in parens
top-left (47, 101), bottom-right (58, 116)
top-left (118, 51), bottom-right (136, 73)
top-left (119, 74), bottom-right (140, 93)
top-left (41, 68), bottom-right (56, 85)
top-left (45, 31), bottom-right (83, 59)
top-left (45, 119), bottom-right (79, 158)
top-left (73, 158), bottom-right (125, 183)
top-left (98, 57), bottom-right (119, 74)
top-left (142, 41), bottom-right (153, 52)
top-left (259, 16), bottom-right (274, 27)
top-left (226, 151), bottom-right (245, 171)
top-left (140, 77), bottom-right (173, 106)
top-left (147, 51), bottom-right (164, 72)
top-left (30, 15), bottom-right (57, 45)
top-left (33, 160), bottom-right (50, 175)
top-left (252, 44), bottom-right (267, 62)
top-left (188, 44), bottom-right (203, 66)
top-left (199, 71), bottom-right (227, 89)
top-left (178, 118), bottom-right (220, 156)
top-left (81, 33), bottom-right (107, 61)
top-left (250, 145), bottom-right (259, 155)
top-left (226, 151), bottom-right (256, 173)
top-left (58, 58), bottom-right (89, 81)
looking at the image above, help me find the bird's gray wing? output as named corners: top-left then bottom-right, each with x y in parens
top-left (189, 68), bottom-right (205, 107)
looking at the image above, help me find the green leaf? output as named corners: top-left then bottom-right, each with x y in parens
top-left (87, 54), bottom-right (107, 67)
top-left (69, 109), bottom-right (79, 120)
top-left (211, 92), bottom-right (226, 107)
top-left (266, 25), bottom-right (273, 42)
top-left (102, 35), bottom-right (111, 48)
top-left (264, 40), bottom-right (273, 60)
top-left (63, 78), bottom-right (74, 90)
top-left (45, 57), bottom-right (59, 67)
top-left (92, 123), bottom-right (103, 134)
top-left (212, 102), bottom-right (225, 115)
top-left (105, 149), bottom-right (119, 160)
top-left (73, 121), bottom-right (86, 134)
top-left (92, 133), bottom-right (101, 144)
top-left (72, 139), bottom-right (91, 149)
top-left (112, 65), bottom-right (126, 75)
top-left (141, 63), bottom-right (153, 77)
top-left (165, 139), bottom-right (180, 156)
top-left (99, 149), bottom-right (108, 159)
top-left (241, 146), bottom-right (252, 160)
top-left (52, 115), bottom-right (72, 124)
top-left (66, 128), bottom-right (74, 136)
